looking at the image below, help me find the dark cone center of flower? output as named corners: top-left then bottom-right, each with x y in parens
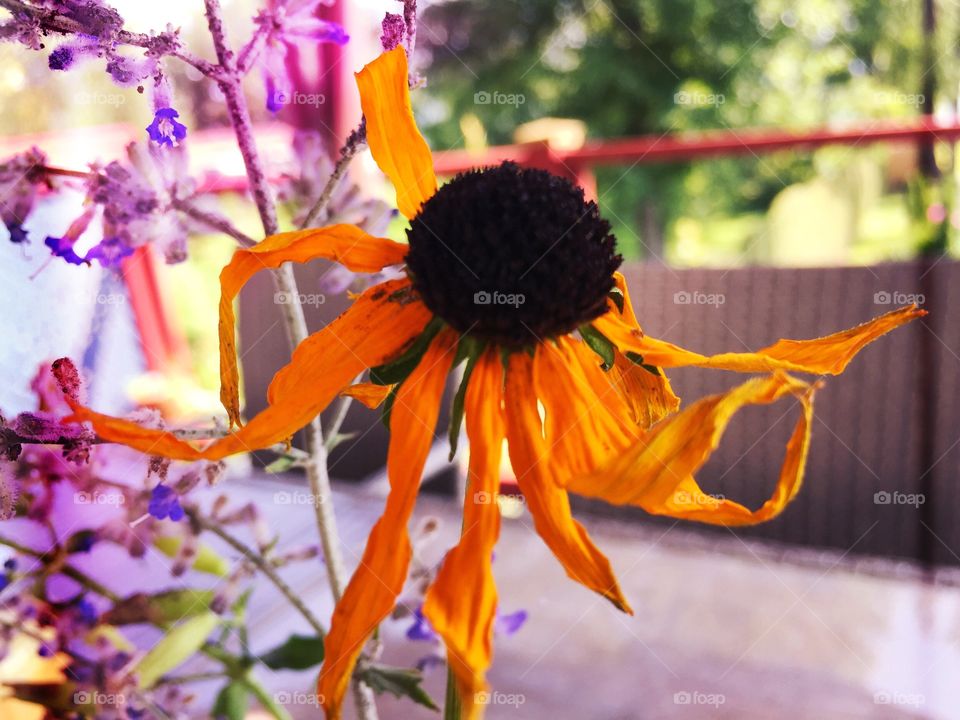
top-left (405, 161), bottom-right (622, 347)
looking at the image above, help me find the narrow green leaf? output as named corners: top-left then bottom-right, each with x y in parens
top-left (264, 455), bottom-right (299, 474)
top-left (103, 589), bottom-right (214, 626)
top-left (136, 611), bottom-right (221, 689)
top-left (242, 676), bottom-right (295, 720)
top-left (380, 383), bottom-right (400, 429)
top-left (580, 324), bottom-right (615, 370)
top-left (608, 287), bottom-right (625, 314)
top-left (624, 351), bottom-right (663, 377)
top-left (369, 317), bottom-right (444, 386)
top-left (447, 337), bottom-right (486, 461)
top-left (212, 682), bottom-right (249, 720)
top-left (361, 663), bottom-right (440, 711)
top-left (154, 536), bottom-right (230, 577)
top-left (260, 634), bottom-right (325, 670)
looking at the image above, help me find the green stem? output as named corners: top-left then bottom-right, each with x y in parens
top-left (443, 666), bottom-right (462, 720)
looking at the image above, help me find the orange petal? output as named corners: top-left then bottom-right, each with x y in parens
top-left (422, 350), bottom-right (504, 718)
top-left (504, 352), bottom-right (632, 614)
top-left (356, 47), bottom-right (437, 219)
top-left (565, 372), bottom-right (815, 526)
top-left (219, 224), bottom-right (408, 427)
top-left (609, 352), bottom-right (681, 429)
top-left (594, 303), bottom-right (925, 376)
top-left (339, 382), bottom-right (393, 409)
top-left (533, 339), bottom-right (635, 478)
top-left (319, 329), bottom-right (458, 720)
top-left (66, 279), bottom-right (431, 461)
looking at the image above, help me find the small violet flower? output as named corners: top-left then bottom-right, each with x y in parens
top-left (148, 484), bottom-right (184, 522)
top-left (85, 236), bottom-right (134, 267)
top-left (380, 13), bottom-right (406, 51)
top-left (146, 108), bottom-right (187, 148)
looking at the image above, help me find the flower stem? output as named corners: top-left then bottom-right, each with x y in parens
top-left (186, 509), bottom-right (326, 638)
top-left (200, 2), bottom-right (377, 717)
top-left (443, 666), bottom-right (462, 720)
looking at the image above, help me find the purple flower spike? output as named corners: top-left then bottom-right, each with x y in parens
top-left (496, 609), bottom-right (528, 636)
top-left (146, 108), bottom-right (187, 148)
top-left (381, 13), bottom-right (405, 51)
top-left (44, 236), bottom-right (89, 266)
top-left (406, 606), bottom-right (438, 642)
top-left (85, 237), bottom-right (134, 268)
top-left (48, 46), bottom-right (75, 71)
top-left (148, 484), bottom-right (184, 522)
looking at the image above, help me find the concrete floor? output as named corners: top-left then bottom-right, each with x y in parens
top-left (207, 471), bottom-right (960, 720)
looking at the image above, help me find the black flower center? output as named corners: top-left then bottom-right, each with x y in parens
top-left (405, 161), bottom-right (622, 347)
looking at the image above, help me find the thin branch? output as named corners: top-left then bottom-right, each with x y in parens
top-left (186, 509), bottom-right (326, 639)
top-left (172, 197), bottom-right (256, 247)
top-left (0, 0), bottom-right (220, 77)
top-left (299, 122), bottom-right (367, 230)
top-left (0, 534), bottom-right (121, 603)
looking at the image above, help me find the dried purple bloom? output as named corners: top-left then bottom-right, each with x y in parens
top-left (85, 236), bottom-right (134, 267)
top-left (13, 411), bottom-right (86, 443)
top-left (44, 235), bottom-right (89, 265)
top-left (0, 147), bottom-right (46, 245)
top-left (47, 35), bottom-right (100, 72)
top-left (148, 484), bottom-right (184, 522)
top-left (146, 108), bottom-right (187, 148)
top-left (52, 357), bottom-right (85, 404)
top-left (381, 13), bottom-right (405, 51)
top-left (496, 609), bottom-right (528, 636)
top-left (405, 606), bottom-right (437, 642)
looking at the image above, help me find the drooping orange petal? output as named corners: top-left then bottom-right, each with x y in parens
top-left (219, 224), bottom-right (408, 427)
top-left (66, 279), bottom-right (431, 461)
top-left (356, 47), bottom-right (437, 219)
top-left (609, 352), bottom-right (681, 429)
top-left (339, 382), bottom-right (393, 409)
top-left (533, 339), bottom-right (635, 478)
top-left (504, 352), bottom-right (632, 614)
top-left (594, 302), bottom-right (925, 376)
top-left (565, 372), bottom-right (815, 526)
top-left (422, 350), bottom-right (504, 719)
top-left (319, 329), bottom-right (458, 720)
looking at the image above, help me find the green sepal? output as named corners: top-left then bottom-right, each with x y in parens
top-left (580, 324), bottom-right (615, 370)
top-left (360, 663), bottom-right (440, 711)
top-left (625, 351), bottom-right (663, 377)
top-left (369, 317), bottom-right (445, 386)
top-left (447, 336), bottom-right (486, 461)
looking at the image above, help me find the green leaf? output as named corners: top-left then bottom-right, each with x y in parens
top-left (447, 336), bottom-right (486, 461)
top-left (212, 682), bottom-right (249, 720)
top-left (154, 536), bottom-right (230, 577)
top-left (242, 676), bottom-right (294, 720)
top-left (369, 317), bottom-right (444, 386)
top-left (360, 663), bottom-right (440, 711)
top-left (608, 287), bottom-right (625, 314)
top-left (136, 611), bottom-right (221, 689)
top-left (624, 351), bottom-right (663, 377)
top-left (260, 634), bottom-right (325, 670)
top-left (380, 384), bottom-right (400, 429)
top-left (103, 589), bottom-right (214, 626)
top-left (579, 324), bottom-right (615, 370)
top-left (264, 455), bottom-right (300, 474)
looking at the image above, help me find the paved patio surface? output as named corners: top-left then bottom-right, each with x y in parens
top-left (200, 469), bottom-right (960, 720)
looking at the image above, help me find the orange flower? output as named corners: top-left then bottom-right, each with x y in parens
top-left (65, 47), bottom-right (925, 720)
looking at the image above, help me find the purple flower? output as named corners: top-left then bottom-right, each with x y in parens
top-left (47, 35), bottom-right (100, 73)
top-left (85, 236), bottom-right (134, 267)
top-left (148, 484), bottom-right (184, 522)
top-left (405, 606), bottom-right (437, 642)
top-left (381, 13), bottom-right (406, 51)
top-left (496, 609), bottom-right (528, 636)
top-left (48, 46), bottom-right (75, 70)
top-left (44, 235), bottom-right (89, 265)
top-left (146, 108), bottom-right (187, 148)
